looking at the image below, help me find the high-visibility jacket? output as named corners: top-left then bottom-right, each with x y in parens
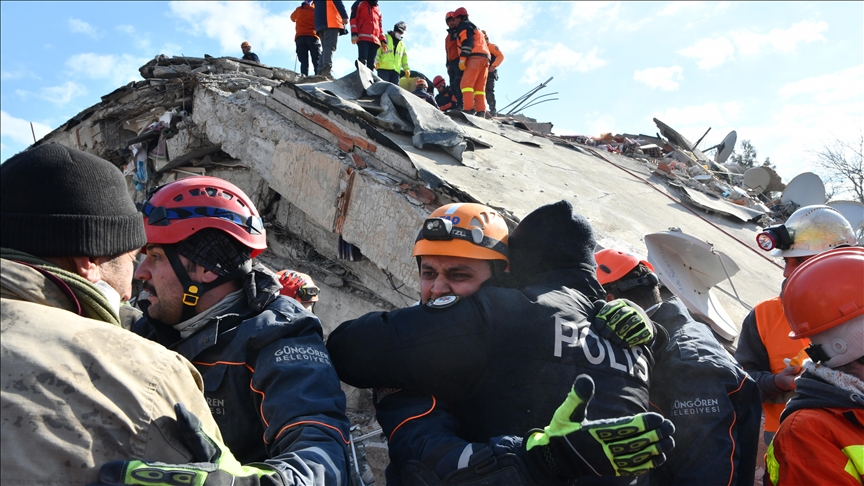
top-left (290, 4), bottom-right (317, 40)
top-left (376, 32), bottom-right (409, 72)
top-left (314, 0), bottom-right (347, 31)
top-left (445, 29), bottom-right (459, 62)
top-left (454, 20), bottom-right (489, 62)
top-left (349, 0), bottom-right (385, 45)
top-left (488, 42), bottom-right (504, 70)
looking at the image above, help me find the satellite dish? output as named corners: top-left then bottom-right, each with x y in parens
top-left (826, 200), bottom-right (864, 244)
top-left (714, 130), bottom-right (737, 163)
top-left (781, 172), bottom-right (826, 207)
top-left (742, 167), bottom-right (770, 194)
top-left (645, 231), bottom-right (741, 340)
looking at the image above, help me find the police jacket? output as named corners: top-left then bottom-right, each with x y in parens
top-left (766, 367), bottom-right (864, 485)
top-left (134, 295), bottom-right (351, 485)
top-left (648, 297), bottom-right (761, 486)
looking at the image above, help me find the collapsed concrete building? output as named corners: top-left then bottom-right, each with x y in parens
top-left (35, 54), bottom-right (789, 483)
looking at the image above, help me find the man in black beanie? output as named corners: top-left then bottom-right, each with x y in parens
top-left (0, 144), bottom-right (227, 485)
top-left (328, 200), bottom-right (672, 485)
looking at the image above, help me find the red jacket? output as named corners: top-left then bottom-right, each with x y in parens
top-left (290, 4), bottom-right (317, 40)
top-left (350, 0), bottom-right (385, 45)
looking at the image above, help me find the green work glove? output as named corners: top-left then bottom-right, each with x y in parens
top-left (592, 299), bottom-right (653, 348)
top-left (89, 403), bottom-right (284, 486)
top-left (525, 375), bottom-right (674, 480)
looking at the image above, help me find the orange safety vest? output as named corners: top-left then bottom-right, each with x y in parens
top-left (755, 297), bottom-right (810, 433)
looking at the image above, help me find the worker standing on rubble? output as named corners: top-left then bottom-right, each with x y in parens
top-left (412, 78), bottom-right (439, 108)
top-left (432, 75), bottom-right (459, 111)
top-left (240, 41), bottom-right (260, 63)
top-left (375, 21), bottom-right (409, 85)
top-left (277, 270), bottom-right (320, 312)
top-left (452, 7), bottom-right (490, 117)
top-left (314, 0), bottom-right (348, 77)
top-left (482, 30), bottom-right (504, 116)
top-left (444, 11), bottom-right (462, 97)
top-left (328, 200), bottom-right (675, 484)
top-left (734, 205), bottom-right (856, 446)
top-left (0, 145), bottom-right (227, 485)
top-left (595, 249), bottom-right (761, 486)
top-left (290, 0), bottom-right (320, 77)
top-left (764, 247), bottom-right (864, 486)
top-left (108, 176), bottom-right (352, 485)
top-left (349, 0), bottom-right (386, 72)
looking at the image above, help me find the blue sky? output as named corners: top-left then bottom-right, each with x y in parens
top-left (2, 1), bottom-right (862, 185)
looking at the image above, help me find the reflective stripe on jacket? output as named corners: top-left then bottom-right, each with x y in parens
top-left (376, 32), bottom-right (409, 71)
top-left (349, 0), bottom-right (384, 45)
top-left (455, 20), bottom-right (490, 61)
top-left (291, 4), bottom-right (317, 40)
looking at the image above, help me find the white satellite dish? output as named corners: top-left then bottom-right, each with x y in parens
top-left (714, 130), bottom-right (737, 164)
top-left (827, 200), bottom-right (864, 244)
top-left (645, 231), bottom-right (740, 340)
top-left (781, 172), bottom-right (826, 207)
top-left (742, 167), bottom-right (771, 194)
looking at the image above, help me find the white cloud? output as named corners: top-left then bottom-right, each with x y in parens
top-left (679, 37), bottom-right (735, 69)
top-left (657, 1), bottom-right (699, 16)
top-left (1, 111), bottom-right (52, 145)
top-left (17, 81), bottom-right (88, 105)
top-left (567, 1), bottom-right (620, 27)
top-left (116, 25), bottom-right (135, 35)
top-left (654, 102), bottom-right (743, 127)
top-left (68, 18), bottom-right (104, 39)
top-left (65, 53), bottom-right (148, 86)
top-left (732, 20), bottom-right (828, 56)
top-left (521, 44), bottom-right (607, 84)
top-left (779, 65), bottom-right (863, 104)
top-left (1, 68), bottom-right (38, 80)
top-left (587, 114), bottom-right (617, 136)
top-left (633, 66), bottom-right (683, 91)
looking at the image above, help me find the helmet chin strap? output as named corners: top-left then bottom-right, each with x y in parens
top-left (162, 245), bottom-right (252, 322)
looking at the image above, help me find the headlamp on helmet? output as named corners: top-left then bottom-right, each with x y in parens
top-left (756, 224), bottom-right (793, 252)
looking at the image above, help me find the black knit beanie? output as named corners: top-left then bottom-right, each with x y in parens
top-left (1, 144), bottom-right (146, 257)
top-left (508, 200), bottom-right (597, 281)
top-left (174, 228), bottom-right (252, 276)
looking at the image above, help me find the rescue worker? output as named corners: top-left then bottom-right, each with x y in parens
top-left (412, 78), bottom-right (439, 108)
top-left (290, 0), bottom-right (320, 77)
top-left (277, 270), bottom-right (320, 312)
top-left (0, 144), bottom-right (225, 485)
top-left (444, 11), bottom-right (462, 95)
top-left (765, 246), bottom-right (864, 485)
top-left (482, 30), bottom-right (504, 116)
top-left (734, 205), bottom-right (857, 445)
top-left (349, 0), bottom-right (386, 72)
top-left (314, 0), bottom-right (348, 77)
top-left (375, 21), bottom-right (409, 85)
top-left (240, 41), bottom-right (261, 63)
top-left (125, 176), bottom-right (351, 484)
top-left (328, 200), bottom-right (674, 484)
top-left (595, 248), bottom-right (761, 486)
top-left (452, 7), bottom-right (490, 116)
top-left (432, 75), bottom-right (460, 111)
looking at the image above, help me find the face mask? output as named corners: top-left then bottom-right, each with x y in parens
top-left (393, 31), bottom-right (403, 40)
top-left (95, 279), bottom-right (122, 316)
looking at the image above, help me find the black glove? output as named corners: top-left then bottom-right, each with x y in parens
top-left (89, 403), bottom-right (284, 486)
top-left (591, 299), bottom-right (653, 348)
top-left (525, 375), bottom-right (674, 481)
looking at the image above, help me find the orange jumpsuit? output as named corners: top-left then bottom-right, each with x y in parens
top-left (454, 20), bottom-right (490, 112)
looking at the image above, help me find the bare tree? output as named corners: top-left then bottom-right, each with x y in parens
top-left (810, 134), bottom-right (864, 204)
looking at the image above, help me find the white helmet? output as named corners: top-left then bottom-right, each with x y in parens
top-left (758, 205), bottom-right (856, 257)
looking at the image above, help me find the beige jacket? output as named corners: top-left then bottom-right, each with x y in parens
top-left (0, 258), bottom-right (224, 486)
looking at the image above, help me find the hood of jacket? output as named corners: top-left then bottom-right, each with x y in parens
top-left (782, 370), bottom-right (864, 422)
top-left (507, 200), bottom-right (604, 300)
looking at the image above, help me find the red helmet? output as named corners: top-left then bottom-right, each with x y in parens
top-left (445, 11), bottom-right (455, 20)
top-left (453, 7), bottom-right (468, 18)
top-left (594, 249), bottom-right (654, 286)
top-left (433, 75), bottom-right (446, 87)
top-left (139, 176), bottom-right (267, 257)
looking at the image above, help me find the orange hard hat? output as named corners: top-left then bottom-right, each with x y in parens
top-left (594, 249), bottom-right (654, 286)
top-left (783, 246), bottom-right (864, 339)
top-left (413, 203), bottom-right (509, 263)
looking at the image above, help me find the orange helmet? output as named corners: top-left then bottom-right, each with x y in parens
top-left (783, 246), bottom-right (864, 367)
top-left (594, 249), bottom-right (654, 286)
top-left (413, 203), bottom-right (509, 263)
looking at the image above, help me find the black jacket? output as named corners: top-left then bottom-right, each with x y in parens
top-left (648, 297), bottom-right (761, 486)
